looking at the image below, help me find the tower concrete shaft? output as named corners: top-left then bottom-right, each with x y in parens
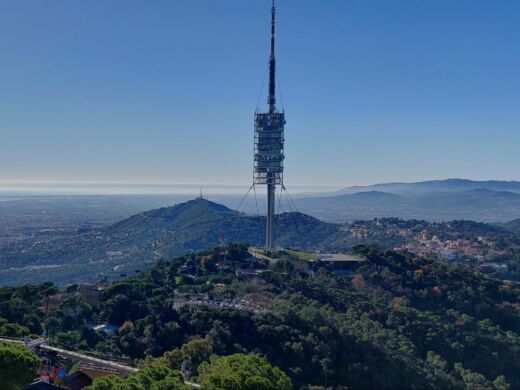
top-left (266, 180), bottom-right (275, 250)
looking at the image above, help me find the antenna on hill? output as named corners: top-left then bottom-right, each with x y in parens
top-left (237, 0), bottom-right (295, 254)
top-left (198, 186), bottom-right (204, 200)
top-left (218, 230), bottom-right (228, 269)
top-left (253, 0), bottom-right (287, 253)
top-left (219, 231), bottom-right (227, 249)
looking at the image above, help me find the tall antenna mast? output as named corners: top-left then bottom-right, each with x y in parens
top-left (253, 0), bottom-right (286, 253)
top-left (268, 0), bottom-right (276, 113)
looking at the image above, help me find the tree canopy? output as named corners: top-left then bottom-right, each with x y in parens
top-left (198, 353), bottom-right (292, 390)
top-left (2, 244), bottom-right (520, 389)
top-left (0, 342), bottom-right (40, 390)
top-left (85, 360), bottom-right (185, 390)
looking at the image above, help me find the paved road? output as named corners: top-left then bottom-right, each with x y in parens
top-left (0, 336), bottom-right (24, 344)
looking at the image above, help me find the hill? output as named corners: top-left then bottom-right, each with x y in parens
top-left (0, 198), bottom-right (345, 286)
top-left (298, 188), bottom-right (520, 222)
top-left (329, 178), bottom-right (520, 196)
top-left (103, 198), bottom-right (343, 256)
top-left (503, 217), bottom-right (520, 234)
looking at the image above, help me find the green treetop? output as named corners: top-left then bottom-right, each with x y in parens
top-left (198, 353), bottom-right (293, 390)
top-left (0, 342), bottom-right (40, 390)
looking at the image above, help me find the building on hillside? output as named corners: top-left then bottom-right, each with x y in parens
top-left (78, 283), bottom-right (104, 308)
top-left (61, 370), bottom-right (94, 390)
top-left (315, 254), bottom-right (365, 275)
top-left (42, 294), bottom-right (66, 313)
top-left (37, 354), bottom-right (67, 385)
top-left (25, 378), bottom-right (65, 390)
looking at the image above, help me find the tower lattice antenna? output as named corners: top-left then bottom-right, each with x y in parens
top-left (253, 0), bottom-right (286, 253)
top-left (268, 0), bottom-right (276, 113)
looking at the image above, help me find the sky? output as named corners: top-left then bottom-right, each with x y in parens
top-left (0, 0), bottom-right (519, 190)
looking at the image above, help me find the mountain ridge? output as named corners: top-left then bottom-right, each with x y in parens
top-left (328, 178), bottom-right (520, 196)
top-left (0, 198), bottom-right (346, 286)
top-left (298, 184), bottom-right (520, 223)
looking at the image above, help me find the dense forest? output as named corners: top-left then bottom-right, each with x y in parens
top-left (1, 242), bottom-right (520, 389)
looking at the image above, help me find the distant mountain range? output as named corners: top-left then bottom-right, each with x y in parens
top-left (296, 179), bottom-right (520, 222)
top-left (328, 178), bottom-right (520, 196)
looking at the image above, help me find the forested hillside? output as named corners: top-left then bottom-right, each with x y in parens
top-left (0, 199), bottom-right (345, 286)
top-left (1, 244), bottom-right (519, 389)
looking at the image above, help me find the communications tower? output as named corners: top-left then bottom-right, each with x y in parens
top-left (254, 0), bottom-right (286, 252)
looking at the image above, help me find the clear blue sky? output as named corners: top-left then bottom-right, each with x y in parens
top-left (1, 0), bottom-right (519, 188)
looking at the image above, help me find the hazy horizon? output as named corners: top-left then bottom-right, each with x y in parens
top-left (2, 177), bottom-right (520, 196)
top-left (0, 182), bottom-right (342, 196)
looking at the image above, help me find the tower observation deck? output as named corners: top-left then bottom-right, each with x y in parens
top-left (254, 0), bottom-right (285, 252)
